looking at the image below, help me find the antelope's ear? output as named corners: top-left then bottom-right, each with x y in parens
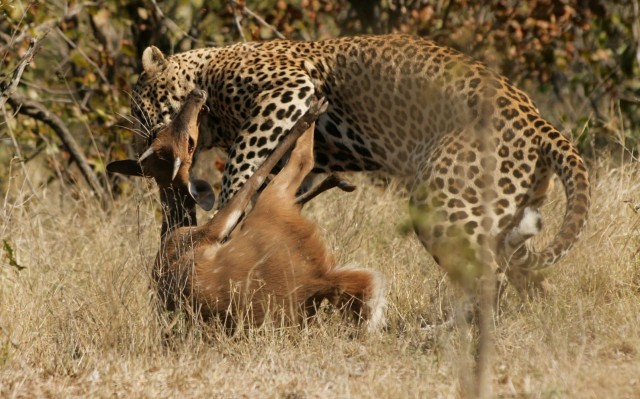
top-left (189, 179), bottom-right (215, 211)
top-left (106, 160), bottom-right (144, 177)
top-left (142, 46), bottom-right (167, 75)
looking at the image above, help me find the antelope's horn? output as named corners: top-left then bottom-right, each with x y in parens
top-left (172, 157), bottom-right (182, 181)
top-left (138, 147), bottom-right (154, 163)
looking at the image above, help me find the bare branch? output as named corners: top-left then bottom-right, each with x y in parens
top-left (0, 31), bottom-right (12, 44)
top-left (228, 1), bottom-right (248, 42)
top-left (0, 30), bottom-right (48, 109)
top-left (54, 27), bottom-right (111, 89)
top-left (149, 0), bottom-right (218, 46)
top-left (0, 2), bottom-right (91, 53)
top-left (6, 95), bottom-right (108, 204)
top-left (1, 104), bottom-right (41, 200)
top-left (633, 0), bottom-right (640, 68)
top-left (241, 3), bottom-right (286, 39)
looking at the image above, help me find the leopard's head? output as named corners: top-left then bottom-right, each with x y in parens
top-left (130, 46), bottom-right (196, 153)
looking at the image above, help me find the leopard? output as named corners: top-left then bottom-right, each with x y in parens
top-left (127, 33), bottom-right (590, 296)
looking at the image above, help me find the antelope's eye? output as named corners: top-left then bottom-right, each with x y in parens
top-left (188, 137), bottom-right (195, 154)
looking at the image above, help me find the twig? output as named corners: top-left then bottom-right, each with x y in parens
top-left (243, 6), bottom-right (286, 39)
top-left (6, 94), bottom-right (108, 204)
top-left (633, 0), bottom-right (640, 68)
top-left (0, 31), bottom-right (12, 44)
top-left (0, 0), bottom-right (34, 54)
top-left (440, 0), bottom-right (455, 31)
top-left (149, 0), bottom-right (217, 46)
top-left (230, 0), bottom-right (286, 40)
top-left (228, 1), bottom-right (247, 42)
top-left (18, 80), bottom-right (85, 96)
top-left (1, 104), bottom-right (41, 200)
top-left (54, 27), bottom-right (110, 89)
top-left (0, 31), bottom-right (48, 109)
top-left (0, 2), bottom-right (90, 53)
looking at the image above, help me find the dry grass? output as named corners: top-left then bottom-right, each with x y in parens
top-left (1, 157), bottom-right (639, 398)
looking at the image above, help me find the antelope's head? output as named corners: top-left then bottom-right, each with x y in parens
top-left (108, 88), bottom-right (215, 213)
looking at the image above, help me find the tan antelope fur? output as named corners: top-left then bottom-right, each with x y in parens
top-left (108, 90), bottom-right (386, 332)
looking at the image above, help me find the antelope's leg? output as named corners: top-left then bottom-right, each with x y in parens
top-left (295, 174), bottom-right (356, 206)
top-left (206, 97), bottom-right (328, 240)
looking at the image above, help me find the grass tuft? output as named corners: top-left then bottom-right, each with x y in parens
top-left (1, 159), bottom-right (639, 397)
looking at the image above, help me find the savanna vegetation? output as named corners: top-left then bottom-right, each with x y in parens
top-left (1, 0), bottom-right (639, 397)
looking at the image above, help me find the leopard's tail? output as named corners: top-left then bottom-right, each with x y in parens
top-left (507, 123), bottom-right (590, 270)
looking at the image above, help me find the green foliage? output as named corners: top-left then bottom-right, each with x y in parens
top-left (0, 0), bottom-right (638, 196)
top-left (2, 239), bottom-right (25, 271)
top-left (344, 1), bottom-right (640, 153)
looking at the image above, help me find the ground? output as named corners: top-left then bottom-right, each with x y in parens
top-left (1, 155), bottom-right (639, 398)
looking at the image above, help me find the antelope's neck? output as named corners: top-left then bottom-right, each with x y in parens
top-left (159, 187), bottom-right (197, 239)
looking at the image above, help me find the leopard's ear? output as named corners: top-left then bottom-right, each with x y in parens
top-left (142, 46), bottom-right (167, 75)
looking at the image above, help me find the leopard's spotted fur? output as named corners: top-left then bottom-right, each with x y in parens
top-left (130, 34), bottom-right (590, 292)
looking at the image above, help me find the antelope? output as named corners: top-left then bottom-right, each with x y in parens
top-left (108, 90), bottom-right (386, 332)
